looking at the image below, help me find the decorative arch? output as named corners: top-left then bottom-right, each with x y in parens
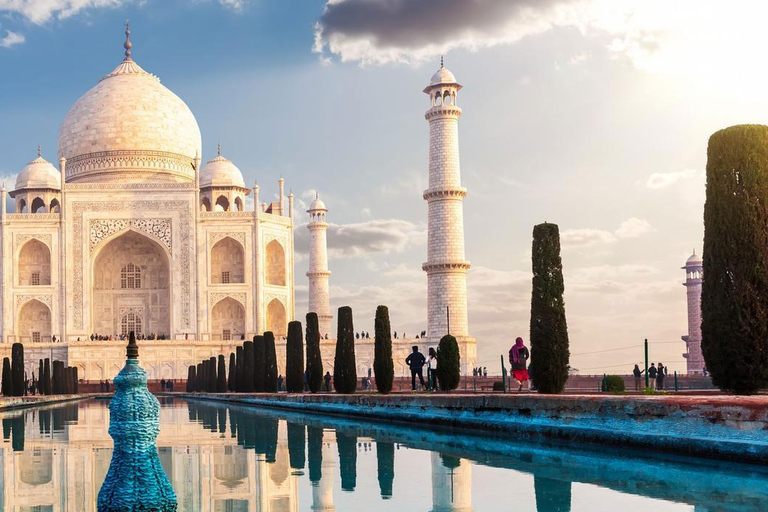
top-left (18, 449), bottom-right (53, 486)
top-left (211, 237), bottom-right (245, 284)
top-left (201, 197), bottom-right (211, 212)
top-left (215, 195), bottom-right (230, 212)
top-left (266, 298), bottom-right (286, 337)
top-left (17, 298), bottom-right (52, 343)
top-left (17, 198), bottom-right (27, 213)
top-left (31, 197), bottom-right (46, 213)
top-left (50, 198), bottom-right (60, 213)
top-left (211, 297), bottom-right (245, 341)
top-left (234, 197), bottom-right (243, 212)
top-left (120, 310), bottom-right (142, 336)
top-left (265, 240), bottom-right (286, 286)
top-left (214, 446), bottom-right (248, 486)
top-left (18, 239), bottom-right (51, 286)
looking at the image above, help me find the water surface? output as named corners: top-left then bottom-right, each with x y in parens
top-left (1, 398), bottom-right (766, 511)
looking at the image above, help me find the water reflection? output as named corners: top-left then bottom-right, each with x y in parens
top-left (0, 398), bottom-right (767, 511)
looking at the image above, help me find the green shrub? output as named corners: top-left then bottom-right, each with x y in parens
top-left (333, 306), bottom-right (357, 393)
top-left (529, 223), bottom-right (570, 394)
top-left (305, 313), bottom-right (323, 393)
top-left (602, 375), bottom-right (625, 393)
top-left (374, 305), bottom-right (394, 394)
top-left (286, 321), bottom-right (305, 393)
top-left (702, 125), bottom-right (768, 394)
top-left (264, 332), bottom-right (278, 392)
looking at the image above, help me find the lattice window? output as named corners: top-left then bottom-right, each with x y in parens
top-left (121, 312), bottom-right (142, 336)
top-left (221, 271), bottom-right (231, 284)
top-left (30, 273), bottom-right (40, 286)
top-left (223, 329), bottom-right (232, 341)
top-left (120, 263), bottom-right (141, 289)
top-left (32, 332), bottom-right (41, 343)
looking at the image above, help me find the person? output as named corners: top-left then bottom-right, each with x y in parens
top-left (167, 380), bottom-right (174, 392)
top-left (472, 367), bottom-right (477, 377)
top-left (483, 367), bottom-right (487, 378)
top-left (648, 363), bottom-right (657, 388)
top-left (394, 331), bottom-right (398, 339)
top-left (99, 379), bottom-right (105, 393)
top-left (405, 345), bottom-right (426, 391)
top-left (632, 364), bottom-right (644, 391)
top-left (656, 363), bottom-right (666, 390)
top-left (277, 375), bottom-right (284, 392)
top-left (427, 347), bottom-right (438, 391)
top-left (509, 337), bottom-right (530, 391)
top-left (160, 378), bottom-right (166, 392)
top-left (324, 371), bottom-right (332, 392)
top-left (304, 370), bottom-right (309, 392)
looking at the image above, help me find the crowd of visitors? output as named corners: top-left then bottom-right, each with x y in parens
top-left (90, 332), bottom-right (168, 341)
top-left (633, 362), bottom-right (669, 390)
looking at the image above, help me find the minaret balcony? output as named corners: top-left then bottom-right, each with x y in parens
top-left (423, 187), bottom-right (467, 201)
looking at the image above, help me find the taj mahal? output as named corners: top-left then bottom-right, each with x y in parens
top-left (0, 27), bottom-right (476, 381)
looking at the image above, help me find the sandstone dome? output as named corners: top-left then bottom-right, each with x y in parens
top-left (200, 150), bottom-right (245, 188)
top-left (15, 153), bottom-right (61, 190)
top-left (57, 57), bottom-right (202, 183)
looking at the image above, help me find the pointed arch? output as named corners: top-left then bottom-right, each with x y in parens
top-left (265, 240), bottom-right (286, 286)
top-left (266, 299), bottom-right (286, 337)
top-left (211, 297), bottom-right (245, 341)
top-left (18, 239), bottom-right (51, 286)
top-left (17, 198), bottom-right (27, 213)
top-left (211, 237), bottom-right (245, 284)
top-left (215, 195), bottom-right (230, 212)
top-left (201, 197), bottom-right (211, 212)
top-left (31, 197), bottom-right (46, 213)
top-left (49, 198), bottom-right (60, 213)
top-left (234, 196), bottom-right (244, 211)
top-left (17, 299), bottom-right (52, 343)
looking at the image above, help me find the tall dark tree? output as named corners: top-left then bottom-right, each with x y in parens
top-left (534, 476), bottom-right (572, 512)
top-left (72, 367), bottom-right (79, 394)
top-left (529, 222), bottom-right (570, 394)
top-left (1, 358), bottom-right (12, 396)
top-left (287, 422), bottom-right (306, 470)
top-left (187, 366), bottom-right (196, 392)
top-left (374, 305), bottom-right (394, 394)
top-left (702, 125), bottom-right (768, 393)
top-left (376, 441), bottom-right (395, 499)
top-left (436, 335), bottom-right (460, 391)
top-left (208, 357), bottom-right (217, 392)
top-left (253, 335), bottom-right (266, 392)
top-left (38, 359), bottom-right (44, 395)
top-left (227, 353), bottom-right (236, 391)
top-left (337, 432), bottom-right (358, 491)
top-left (243, 341), bottom-right (255, 393)
top-left (307, 425), bottom-right (324, 483)
top-left (196, 363), bottom-right (203, 392)
top-left (217, 355), bottom-right (227, 393)
top-left (235, 346), bottom-right (244, 392)
top-left (43, 358), bottom-right (51, 396)
top-left (305, 313), bottom-right (324, 393)
top-left (286, 321), bottom-right (305, 393)
top-left (11, 343), bottom-right (24, 396)
top-left (333, 306), bottom-right (357, 393)
top-left (264, 332), bottom-right (278, 392)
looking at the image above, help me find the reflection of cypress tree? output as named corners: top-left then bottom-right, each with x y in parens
top-left (253, 335), bottom-right (266, 392)
top-left (2, 417), bottom-right (10, 440)
top-left (186, 366), bottom-right (196, 392)
top-left (264, 417), bottom-right (278, 463)
top-left (1, 358), bottom-right (13, 396)
top-left (440, 454), bottom-right (461, 469)
top-left (228, 353), bottom-right (236, 392)
top-left (235, 346), bottom-right (244, 392)
top-left (377, 441), bottom-right (395, 499)
top-left (188, 401), bottom-right (198, 423)
top-left (534, 476), bottom-right (572, 512)
top-left (10, 415), bottom-right (24, 452)
top-left (217, 407), bottom-right (226, 434)
top-left (243, 341), bottom-right (255, 393)
top-left (307, 425), bottom-right (323, 483)
top-left (337, 433), bottom-right (358, 491)
top-left (264, 332), bottom-right (278, 393)
top-left (38, 408), bottom-right (51, 434)
top-left (287, 422), bottom-right (306, 470)
top-left (217, 355), bottom-right (227, 393)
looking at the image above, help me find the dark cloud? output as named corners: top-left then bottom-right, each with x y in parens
top-left (294, 218), bottom-right (425, 258)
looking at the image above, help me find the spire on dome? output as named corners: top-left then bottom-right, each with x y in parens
top-left (37, 144), bottom-right (42, 158)
top-left (440, 55), bottom-right (444, 68)
top-left (217, 141), bottom-right (221, 156)
top-left (124, 19), bottom-right (133, 61)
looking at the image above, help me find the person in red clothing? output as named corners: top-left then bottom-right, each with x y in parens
top-left (509, 337), bottom-right (530, 392)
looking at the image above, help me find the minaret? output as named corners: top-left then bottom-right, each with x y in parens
top-left (307, 193), bottom-right (333, 337)
top-left (311, 442), bottom-right (336, 511)
top-left (682, 251), bottom-right (704, 374)
top-left (430, 452), bottom-right (472, 512)
top-left (422, 60), bottom-right (476, 369)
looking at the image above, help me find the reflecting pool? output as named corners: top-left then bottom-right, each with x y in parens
top-left (1, 398), bottom-right (767, 511)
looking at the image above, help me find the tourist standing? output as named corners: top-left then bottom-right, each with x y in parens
top-left (405, 345), bottom-right (427, 391)
top-left (324, 371), bottom-right (332, 392)
top-left (427, 347), bottom-right (438, 391)
top-left (648, 363), bottom-right (657, 388)
top-left (656, 363), bottom-right (666, 390)
top-left (509, 337), bottom-right (530, 392)
top-left (632, 364), bottom-right (643, 391)
top-left (277, 375), bottom-right (284, 392)
top-left (160, 378), bottom-right (166, 392)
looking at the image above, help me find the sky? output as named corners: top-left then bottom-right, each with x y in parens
top-left (1, 0), bottom-right (767, 374)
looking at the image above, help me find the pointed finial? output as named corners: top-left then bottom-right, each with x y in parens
top-left (440, 55), bottom-right (444, 68)
top-left (316, 190), bottom-right (319, 199)
top-left (126, 330), bottom-right (139, 359)
top-left (123, 19), bottom-right (132, 61)
top-left (217, 141), bottom-right (221, 156)
top-left (37, 144), bottom-right (41, 158)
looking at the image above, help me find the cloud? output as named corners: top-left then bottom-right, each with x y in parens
top-left (561, 217), bottom-right (653, 247)
top-left (646, 168), bottom-right (704, 189)
top-left (0, 28), bottom-right (24, 47)
top-left (294, 218), bottom-right (426, 258)
top-left (0, 0), bottom-right (130, 24)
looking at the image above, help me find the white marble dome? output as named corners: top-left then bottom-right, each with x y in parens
top-left (57, 58), bottom-right (202, 183)
top-left (430, 66), bottom-right (457, 86)
top-left (686, 252), bottom-right (703, 265)
top-left (200, 152), bottom-right (245, 188)
top-left (308, 193), bottom-right (327, 211)
top-left (15, 154), bottom-right (61, 190)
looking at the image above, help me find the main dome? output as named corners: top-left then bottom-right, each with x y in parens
top-left (57, 57), bottom-right (202, 183)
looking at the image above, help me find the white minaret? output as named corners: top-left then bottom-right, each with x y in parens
top-left (307, 193), bottom-right (333, 337)
top-left (430, 452), bottom-right (472, 512)
top-left (682, 251), bottom-right (704, 375)
top-left (422, 60), bottom-right (476, 369)
top-left (311, 442), bottom-right (336, 511)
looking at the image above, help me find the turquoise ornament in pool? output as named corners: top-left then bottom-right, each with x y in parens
top-left (97, 332), bottom-right (177, 511)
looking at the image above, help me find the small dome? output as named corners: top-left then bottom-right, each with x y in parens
top-left (15, 154), bottom-right (61, 190)
top-left (199, 152), bottom-right (245, 188)
top-left (686, 251), bottom-right (703, 265)
top-left (308, 192), bottom-right (327, 211)
top-left (430, 66), bottom-right (457, 86)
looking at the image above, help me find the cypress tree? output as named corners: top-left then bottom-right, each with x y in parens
top-left (333, 306), bottom-right (357, 393)
top-left (376, 441), bottom-right (395, 499)
top-left (196, 363), bottom-right (203, 392)
top-left (208, 356), bottom-right (217, 392)
top-left (227, 353), bottom-right (236, 391)
top-left (307, 425), bottom-right (323, 483)
top-left (217, 355), bottom-right (227, 393)
top-left (1, 358), bottom-right (12, 396)
top-left (43, 358), bottom-right (51, 396)
top-left (73, 367), bottom-right (79, 394)
top-left (305, 313), bottom-right (323, 393)
top-left (243, 341), bottom-right (255, 393)
top-left (436, 335), bottom-right (460, 391)
top-left (235, 346), bottom-right (244, 392)
top-left (374, 305), bottom-right (394, 394)
top-left (702, 125), bottom-right (768, 393)
top-left (11, 343), bottom-right (24, 396)
top-left (286, 321), bottom-right (304, 393)
top-left (287, 422), bottom-right (306, 470)
top-left (187, 365), bottom-right (196, 392)
top-left (337, 432), bottom-right (358, 491)
top-left (529, 222), bottom-right (570, 394)
top-left (38, 359), bottom-right (44, 395)
top-left (253, 335), bottom-right (266, 392)
top-left (52, 361), bottom-right (61, 395)
top-left (264, 332), bottom-right (278, 393)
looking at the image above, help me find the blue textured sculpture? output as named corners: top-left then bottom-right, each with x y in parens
top-left (97, 332), bottom-right (177, 511)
